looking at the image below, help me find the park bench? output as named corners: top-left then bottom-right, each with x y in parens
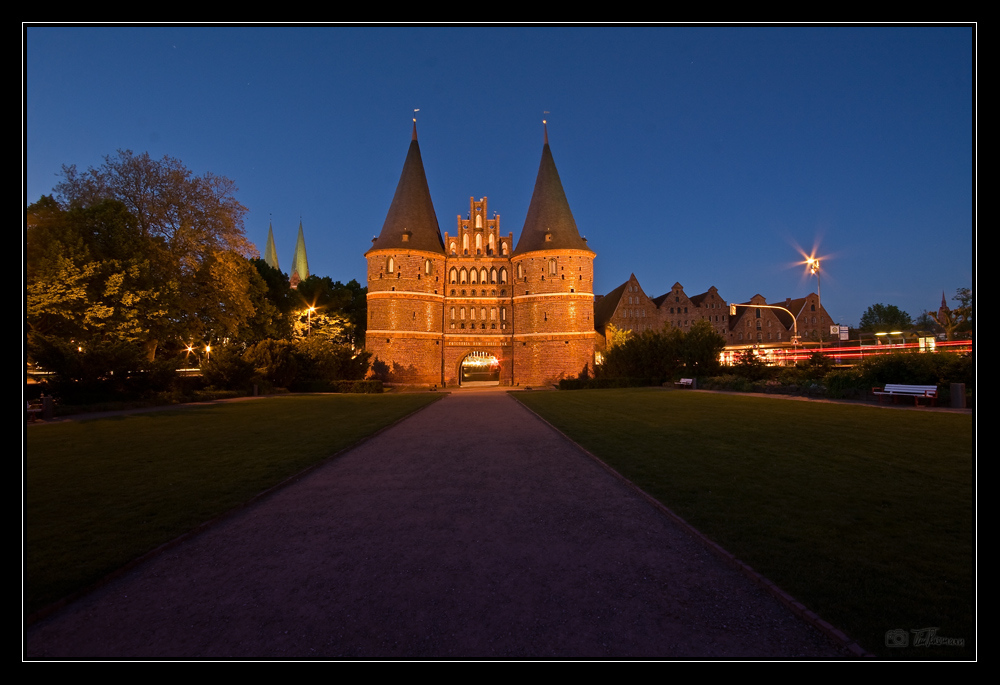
top-left (26, 401), bottom-right (43, 422)
top-left (872, 384), bottom-right (938, 407)
top-left (675, 378), bottom-right (694, 389)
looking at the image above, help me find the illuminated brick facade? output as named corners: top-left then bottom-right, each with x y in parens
top-left (365, 124), bottom-right (595, 387)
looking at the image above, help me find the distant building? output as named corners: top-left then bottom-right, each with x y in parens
top-left (594, 276), bottom-right (835, 350)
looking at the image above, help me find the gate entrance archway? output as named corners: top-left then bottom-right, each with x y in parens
top-left (460, 351), bottom-right (501, 387)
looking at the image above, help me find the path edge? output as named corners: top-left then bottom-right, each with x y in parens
top-left (508, 391), bottom-right (872, 658)
top-left (25, 392), bottom-right (449, 629)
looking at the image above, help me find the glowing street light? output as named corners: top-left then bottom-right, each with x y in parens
top-left (807, 256), bottom-right (823, 349)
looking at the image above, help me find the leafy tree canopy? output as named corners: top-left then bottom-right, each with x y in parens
top-left (28, 151), bottom-right (259, 361)
top-left (858, 303), bottom-right (913, 332)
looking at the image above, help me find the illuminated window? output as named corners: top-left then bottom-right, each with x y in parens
top-left (425, 259), bottom-right (432, 275)
top-left (470, 269), bottom-right (478, 284)
top-left (460, 268), bottom-right (468, 284)
top-left (491, 268), bottom-right (497, 284)
top-left (500, 268), bottom-right (507, 284)
top-left (387, 257), bottom-right (394, 273)
top-left (450, 268), bottom-right (457, 284)
top-left (481, 268), bottom-right (488, 284)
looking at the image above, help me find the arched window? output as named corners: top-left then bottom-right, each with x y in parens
top-left (517, 264), bottom-right (523, 279)
top-left (450, 307), bottom-right (456, 320)
top-left (501, 242), bottom-right (508, 255)
top-left (480, 268), bottom-right (488, 284)
top-left (460, 307), bottom-right (466, 320)
top-left (491, 268), bottom-right (497, 284)
top-left (549, 259), bottom-right (557, 275)
top-left (460, 268), bottom-right (468, 284)
top-left (425, 259), bottom-right (432, 275)
top-left (500, 268), bottom-right (508, 284)
top-left (450, 241), bottom-right (457, 255)
top-left (470, 269), bottom-right (478, 284)
top-left (450, 268), bottom-right (457, 284)
top-left (463, 234), bottom-right (469, 252)
top-left (476, 234), bottom-right (482, 253)
top-left (470, 308), bottom-right (476, 320)
top-left (476, 214), bottom-right (482, 228)
top-left (481, 307), bottom-right (486, 321)
top-left (490, 308), bottom-right (496, 320)
top-left (489, 234), bottom-right (495, 253)
top-left (387, 257), bottom-right (394, 273)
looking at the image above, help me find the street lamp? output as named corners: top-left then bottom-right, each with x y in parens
top-left (806, 256), bottom-right (823, 350)
top-left (307, 306), bottom-right (316, 337)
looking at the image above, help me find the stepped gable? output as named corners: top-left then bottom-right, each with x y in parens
top-left (514, 127), bottom-right (592, 255)
top-left (368, 122), bottom-right (445, 255)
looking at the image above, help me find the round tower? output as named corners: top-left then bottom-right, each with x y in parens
top-left (365, 122), bottom-right (447, 385)
top-left (510, 125), bottom-right (596, 386)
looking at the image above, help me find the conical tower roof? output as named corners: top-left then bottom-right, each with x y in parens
top-left (264, 222), bottom-right (280, 271)
top-left (368, 122), bottom-right (445, 255)
top-left (514, 126), bottom-right (592, 255)
top-left (290, 220), bottom-right (309, 288)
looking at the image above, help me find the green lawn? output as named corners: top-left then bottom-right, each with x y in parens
top-left (515, 388), bottom-right (974, 659)
top-left (25, 393), bottom-right (441, 617)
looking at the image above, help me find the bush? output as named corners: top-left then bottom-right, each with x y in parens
top-left (597, 321), bottom-right (726, 382)
top-left (295, 337), bottom-right (371, 383)
top-left (731, 349), bottom-right (771, 381)
top-left (243, 339), bottom-right (299, 388)
top-left (701, 374), bottom-right (758, 393)
top-left (201, 348), bottom-right (255, 392)
top-left (28, 334), bottom-right (180, 403)
top-left (823, 368), bottom-right (865, 399)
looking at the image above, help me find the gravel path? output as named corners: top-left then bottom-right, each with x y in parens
top-left (26, 390), bottom-right (851, 658)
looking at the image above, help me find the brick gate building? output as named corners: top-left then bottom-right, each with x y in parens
top-left (365, 123), bottom-right (596, 387)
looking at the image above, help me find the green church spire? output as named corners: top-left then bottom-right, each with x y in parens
top-left (264, 222), bottom-right (280, 271)
top-left (290, 220), bottom-right (310, 289)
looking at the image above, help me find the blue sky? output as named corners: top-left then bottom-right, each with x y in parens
top-left (25, 26), bottom-right (974, 327)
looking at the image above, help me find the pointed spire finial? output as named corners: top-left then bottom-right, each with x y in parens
top-left (412, 108), bottom-right (420, 140)
top-left (542, 112), bottom-right (549, 145)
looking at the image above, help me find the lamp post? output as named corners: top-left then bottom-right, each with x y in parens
top-left (807, 257), bottom-right (823, 350)
top-left (307, 306), bottom-right (316, 337)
